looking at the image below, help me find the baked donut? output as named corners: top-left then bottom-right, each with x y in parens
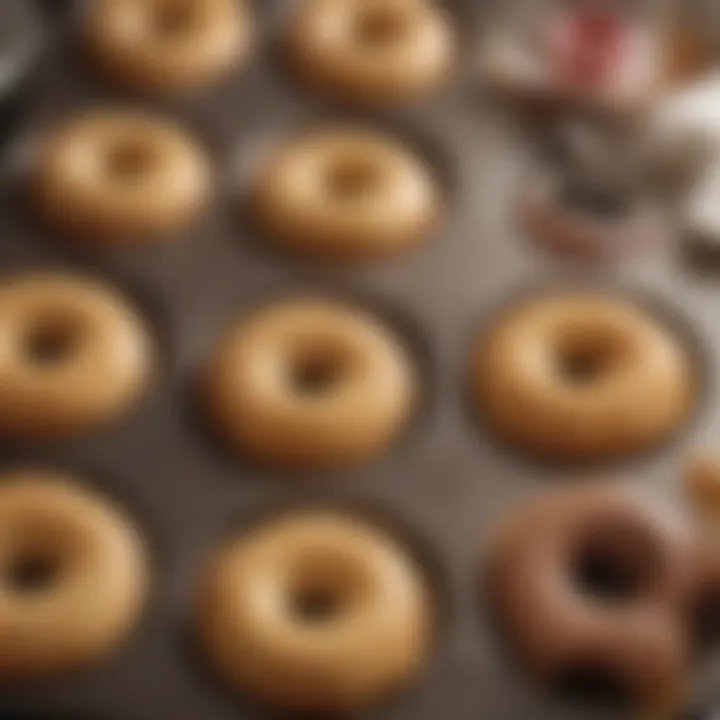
top-left (0, 470), bottom-right (149, 678)
top-left (196, 510), bottom-right (433, 711)
top-left (471, 293), bottom-right (696, 462)
top-left (483, 483), bottom-right (718, 714)
top-left (0, 273), bottom-right (153, 438)
top-left (84, 0), bottom-right (253, 94)
top-left (285, 0), bottom-right (455, 105)
top-left (203, 298), bottom-right (417, 469)
top-left (34, 110), bottom-right (212, 242)
top-left (251, 128), bottom-right (442, 261)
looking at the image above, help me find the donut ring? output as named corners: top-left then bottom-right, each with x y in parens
top-left (471, 293), bottom-right (697, 461)
top-left (196, 511), bottom-right (434, 711)
top-left (521, 177), bottom-right (662, 260)
top-left (0, 471), bottom-right (149, 679)
top-left (285, 0), bottom-right (456, 105)
top-left (34, 110), bottom-right (212, 242)
top-left (203, 298), bottom-right (417, 469)
top-left (0, 273), bottom-right (153, 438)
top-left (252, 129), bottom-right (442, 261)
top-left (84, 0), bottom-right (252, 94)
top-left (484, 483), bottom-right (705, 713)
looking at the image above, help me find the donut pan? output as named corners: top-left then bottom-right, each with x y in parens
top-left (2, 1), bottom-right (720, 719)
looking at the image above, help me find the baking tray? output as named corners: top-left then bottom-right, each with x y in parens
top-left (0, 1), bottom-right (719, 718)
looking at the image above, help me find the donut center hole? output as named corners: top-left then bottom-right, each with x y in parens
top-left (556, 340), bottom-right (620, 385)
top-left (572, 547), bottom-right (641, 600)
top-left (23, 319), bottom-right (82, 366)
top-left (571, 524), bottom-right (658, 602)
top-left (551, 663), bottom-right (631, 708)
top-left (355, 9), bottom-right (408, 47)
top-left (291, 354), bottom-right (345, 396)
top-left (151, 1), bottom-right (197, 38)
top-left (558, 349), bottom-right (605, 383)
top-left (290, 584), bottom-right (346, 624)
top-left (327, 161), bottom-right (383, 202)
top-left (6, 552), bottom-right (60, 595)
top-left (105, 142), bottom-right (157, 182)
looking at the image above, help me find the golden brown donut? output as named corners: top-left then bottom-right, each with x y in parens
top-left (0, 470), bottom-right (149, 679)
top-left (252, 128), bottom-right (442, 261)
top-left (484, 483), bottom-right (714, 714)
top-left (34, 110), bottom-right (212, 242)
top-left (0, 273), bottom-right (153, 438)
top-left (203, 298), bottom-right (417, 469)
top-left (285, 0), bottom-right (456, 105)
top-left (84, 0), bottom-right (253, 94)
top-left (196, 510), bottom-right (433, 711)
top-left (471, 293), bottom-right (697, 462)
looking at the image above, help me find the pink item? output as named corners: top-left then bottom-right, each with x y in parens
top-left (550, 7), bottom-right (629, 89)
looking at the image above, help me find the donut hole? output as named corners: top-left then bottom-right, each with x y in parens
top-left (291, 355), bottom-right (344, 396)
top-left (570, 523), bottom-right (659, 602)
top-left (22, 316), bottom-right (84, 367)
top-left (290, 584), bottom-right (346, 624)
top-left (104, 141), bottom-right (158, 183)
top-left (284, 549), bottom-right (370, 627)
top-left (150, 1), bottom-right (198, 39)
top-left (5, 550), bottom-right (61, 595)
top-left (326, 159), bottom-right (384, 203)
top-left (287, 571), bottom-right (357, 626)
top-left (354, 8), bottom-right (409, 47)
top-left (551, 663), bottom-right (631, 708)
top-left (557, 346), bottom-right (608, 384)
top-left (287, 343), bottom-right (353, 399)
top-left (571, 546), bottom-right (641, 600)
top-left (555, 335), bottom-right (625, 386)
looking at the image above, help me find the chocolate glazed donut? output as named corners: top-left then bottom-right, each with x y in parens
top-left (483, 484), bottom-right (720, 715)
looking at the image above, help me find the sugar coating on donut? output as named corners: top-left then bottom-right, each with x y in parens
top-left (472, 293), bottom-right (697, 461)
top-left (0, 471), bottom-right (150, 678)
top-left (0, 273), bottom-right (154, 438)
top-left (196, 510), bottom-right (434, 711)
top-left (34, 110), bottom-right (212, 241)
top-left (285, 0), bottom-right (456, 104)
top-left (84, 0), bottom-right (253, 94)
top-left (204, 297), bottom-right (418, 469)
top-left (251, 128), bottom-right (443, 261)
